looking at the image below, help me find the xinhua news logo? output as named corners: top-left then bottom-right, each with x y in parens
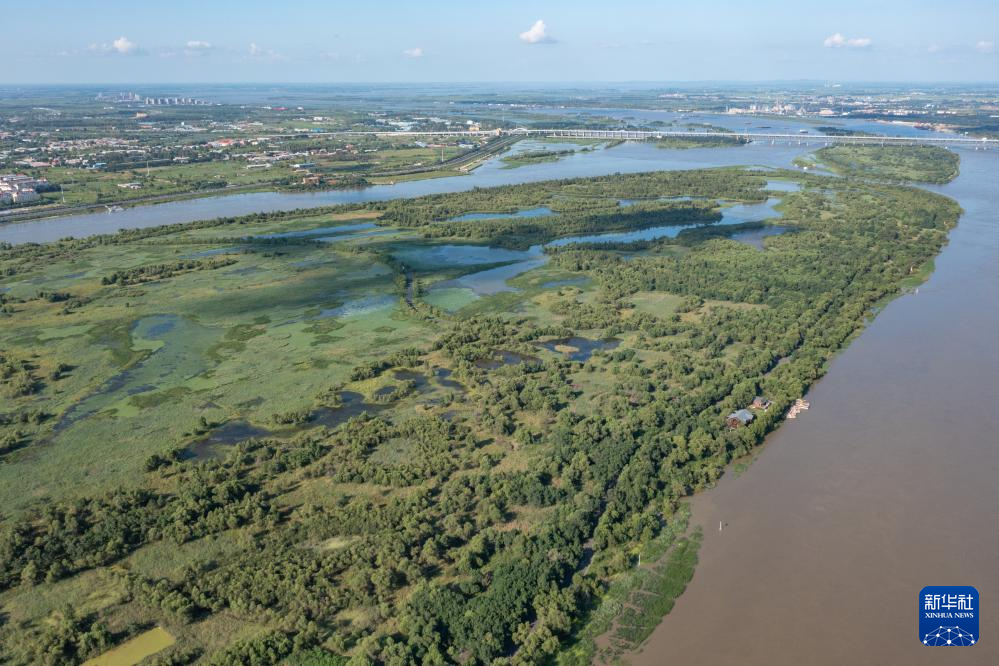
top-left (920, 586), bottom-right (979, 646)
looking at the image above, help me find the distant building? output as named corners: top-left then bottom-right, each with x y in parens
top-left (0, 173), bottom-right (49, 204)
top-left (726, 409), bottom-right (755, 429)
top-left (11, 189), bottom-right (39, 202)
top-left (751, 396), bottom-right (773, 411)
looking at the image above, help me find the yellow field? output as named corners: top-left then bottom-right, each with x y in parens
top-left (82, 626), bottom-right (175, 666)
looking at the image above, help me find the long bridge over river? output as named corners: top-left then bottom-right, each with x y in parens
top-left (312, 127), bottom-right (996, 148)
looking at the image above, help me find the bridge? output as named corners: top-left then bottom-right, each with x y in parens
top-left (311, 128), bottom-right (995, 148)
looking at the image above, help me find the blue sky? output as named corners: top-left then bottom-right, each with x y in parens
top-left (3, 0), bottom-right (997, 83)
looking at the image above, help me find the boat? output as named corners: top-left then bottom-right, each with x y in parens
top-left (786, 398), bottom-right (811, 419)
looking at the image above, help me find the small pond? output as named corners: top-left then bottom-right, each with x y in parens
top-left (730, 225), bottom-right (792, 249)
top-left (474, 350), bottom-right (537, 370)
top-left (186, 421), bottom-right (271, 461)
top-left (537, 337), bottom-right (621, 362)
top-left (435, 368), bottom-right (464, 390)
top-left (312, 391), bottom-right (388, 428)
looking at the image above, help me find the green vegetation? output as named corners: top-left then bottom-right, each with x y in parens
top-left (813, 145), bottom-right (960, 183)
top-left (0, 149), bottom-right (962, 664)
top-left (815, 126), bottom-right (875, 137)
top-left (609, 528), bottom-right (701, 650)
top-left (655, 136), bottom-right (747, 150)
top-left (501, 149), bottom-right (577, 168)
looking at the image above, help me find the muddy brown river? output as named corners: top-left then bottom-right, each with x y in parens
top-left (631, 149), bottom-right (999, 664)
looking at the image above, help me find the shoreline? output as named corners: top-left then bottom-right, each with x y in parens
top-left (623, 150), bottom-right (999, 665)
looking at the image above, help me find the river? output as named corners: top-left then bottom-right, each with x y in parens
top-left (630, 148), bottom-right (999, 665)
top-left (1, 120), bottom-right (818, 245)
top-left (3, 111), bottom-right (997, 663)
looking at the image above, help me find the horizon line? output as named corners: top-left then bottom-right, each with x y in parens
top-left (3, 79), bottom-right (999, 87)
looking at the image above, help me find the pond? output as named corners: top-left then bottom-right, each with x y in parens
top-left (546, 198), bottom-right (783, 248)
top-left (729, 225), bottom-right (792, 249)
top-left (422, 196), bottom-right (784, 304)
top-left (474, 350), bottom-right (537, 370)
top-left (435, 368), bottom-right (464, 390)
top-left (536, 337), bottom-right (621, 362)
top-left (185, 421), bottom-right (271, 461)
top-left (430, 252), bottom-right (547, 296)
top-left (393, 369), bottom-right (429, 390)
top-left (311, 390), bottom-right (388, 428)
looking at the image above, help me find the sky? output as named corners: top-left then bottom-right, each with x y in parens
top-left (3, 0), bottom-right (997, 84)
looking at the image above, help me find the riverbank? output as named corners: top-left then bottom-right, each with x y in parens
top-left (0, 137), bottom-right (522, 229)
top-left (627, 148), bottom-right (999, 665)
top-left (0, 182), bottom-right (268, 225)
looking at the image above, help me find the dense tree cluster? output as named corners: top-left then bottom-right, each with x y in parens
top-left (101, 258), bottom-right (238, 286)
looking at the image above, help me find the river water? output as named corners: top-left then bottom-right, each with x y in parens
top-left (630, 148), bottom-right (999, 665)
top-left (3, 111), bottom-right (997, 663)
top-left (0, 125), bottom-right (811, 245)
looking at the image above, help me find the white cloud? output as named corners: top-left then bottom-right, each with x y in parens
top-left (112, 36), bottom-right (138, 54)
top-left (402, 47), bottom-right (424, 58)
top-left (84, 36), bottom-right (143, 56)
top-left (823, 33), bottom-right (872, 49)
top-left (520, 20), bottom-right (556, 44)
top-left (976, 40), bottom-right (995, 54)
top-left (184, 40), bottom-right (213, 56)
top-left (927, 44), bottom-right (942, 54)
top-left (248, 42), bottom-right (288, 62)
